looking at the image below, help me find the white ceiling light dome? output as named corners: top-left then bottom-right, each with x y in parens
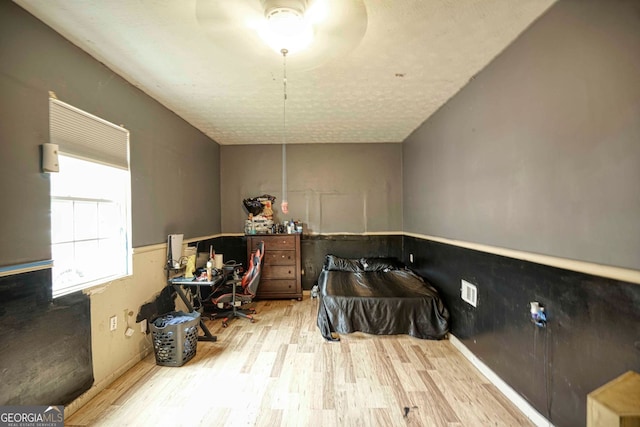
top-left (195, 0), bottom-right (368, 70)
top-left (259, 0), bottom-right (314, 54)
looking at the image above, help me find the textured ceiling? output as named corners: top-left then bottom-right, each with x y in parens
top-left (14, 0), bottom-right (555, 145)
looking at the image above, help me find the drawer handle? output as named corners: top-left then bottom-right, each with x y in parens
top-left (281, 255), bottom-right (285, 258)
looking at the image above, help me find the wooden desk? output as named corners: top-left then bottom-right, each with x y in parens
top-left (169, 275), bottom-right (224, 342)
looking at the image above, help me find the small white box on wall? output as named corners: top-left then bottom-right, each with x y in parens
top-left (42, 143), bottom-right (59, 173)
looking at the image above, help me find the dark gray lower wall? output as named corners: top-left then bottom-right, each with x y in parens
top-left (404, 236), bottom-right (640, 427)
top-left (207, 234), bottom-right (402, 291)
top-left (195, 236), bottom-right (250, 271)
top-left (299, 234), bottom-right (403, 289)
top-left (0, 271), bottom-right (92, 406)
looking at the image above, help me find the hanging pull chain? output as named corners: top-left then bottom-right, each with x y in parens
top-left (282, 48), bottom-right (288, 145)
top-left (280, 48), bottom-right (289, 215)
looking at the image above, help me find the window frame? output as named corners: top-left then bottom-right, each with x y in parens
top-left (49, 98), bottom-right (132, 298)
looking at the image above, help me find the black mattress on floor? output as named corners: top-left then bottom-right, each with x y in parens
top-left (316, 255), bottom-right (450, 341)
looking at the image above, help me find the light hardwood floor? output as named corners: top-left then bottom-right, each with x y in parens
top-left (66, 296), bottom-right (533, 426)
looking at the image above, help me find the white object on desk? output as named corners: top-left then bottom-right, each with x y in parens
top-left (167, 234), bottom-right (183, 267)
top-left (214, 254), bottom-right (223, 269)
top-left (206, 260), bottom-right (213, 281)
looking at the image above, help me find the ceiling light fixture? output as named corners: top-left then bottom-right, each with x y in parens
top-left (258, 0), bottom-right (314, 54)
top-left (196, 0), bottom-right (367, 71)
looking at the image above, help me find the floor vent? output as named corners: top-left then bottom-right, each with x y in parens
top-left (461, 280), bottom-right (477, 307)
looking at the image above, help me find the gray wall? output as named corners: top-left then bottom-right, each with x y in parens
top-left (221, 143), bottom-right (402, 234)
top-left (403, 0), bottom-right (640, 271)
top-left (0, 1), bottom-right (221, 267)
top-left (402, 3), bottom-right (640, 424)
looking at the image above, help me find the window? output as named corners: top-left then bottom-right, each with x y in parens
top-left (49, 98), bottom-right (131, 297)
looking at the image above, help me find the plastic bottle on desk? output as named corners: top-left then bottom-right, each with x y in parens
top-left (206, 260), bottom-right (213, 281)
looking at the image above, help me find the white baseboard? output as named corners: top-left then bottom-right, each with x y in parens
top-left (64, 346), bottom-right (153, 419)
top-left (449, 334), bottom-right (552, 427)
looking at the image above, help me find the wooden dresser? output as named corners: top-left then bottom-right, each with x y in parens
top-left (247, 233), bottom-right (302, 301)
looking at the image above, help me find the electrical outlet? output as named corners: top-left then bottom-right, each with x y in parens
top-left (530, 302), bottom-right (547, 327)
top-left (461, 280), bottom-right (477, 307)
top-left (109, 315), bottom-right (117, 331)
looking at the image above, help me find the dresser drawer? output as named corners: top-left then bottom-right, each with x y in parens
top-left (262, 264), bottom-right (296, 279)
top-left (257, 279), bottom-right (298, 295)
top-left (264, 250), bottom-right (296, 265)
top-left (251, 235), bottom-right (296, 251)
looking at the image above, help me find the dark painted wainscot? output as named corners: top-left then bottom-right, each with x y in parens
top-left (203, 233), bottom-right (402, 291)
top-left (404, 236), bottom-right (640, 427)
top-left (0, 269), bottom-right (93, 406)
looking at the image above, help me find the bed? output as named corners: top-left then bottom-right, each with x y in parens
top-left (316, 255), bottom-right (450, 341)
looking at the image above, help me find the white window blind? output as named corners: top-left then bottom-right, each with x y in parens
top-left (49, 98), bottom-right (130, 170)
top-left (49, 97), bottom-right (132, 298)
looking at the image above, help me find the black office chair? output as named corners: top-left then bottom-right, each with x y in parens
top-left (210, 241), bottom-right (264, 327)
